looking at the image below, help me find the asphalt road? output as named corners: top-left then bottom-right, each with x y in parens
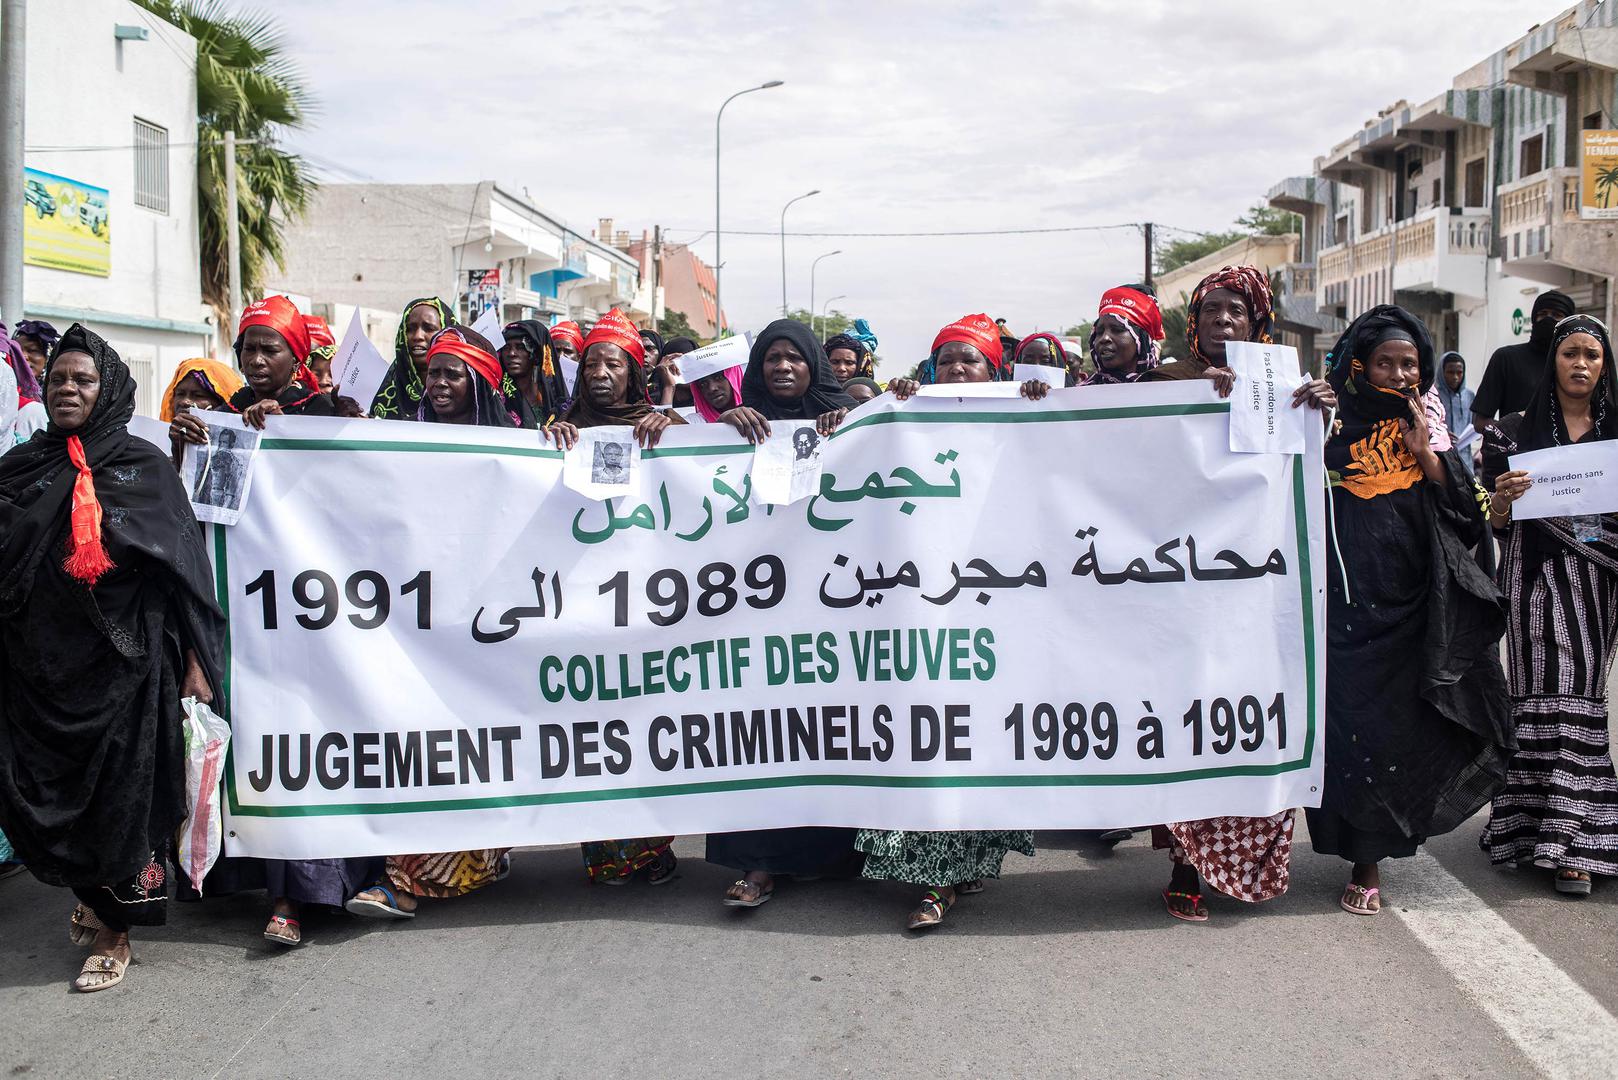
top-left (2, 812), bottom-right (1615, 1080)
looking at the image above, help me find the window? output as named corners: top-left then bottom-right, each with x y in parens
top-left (1586, 111), bottom-right (1604, 131)
top-left (133, 118), bottom-right (169, 214)
top-left (1464, 158), bottom-right (1486, 207)
top-left (1519, 133), bottom-right (1545, 178)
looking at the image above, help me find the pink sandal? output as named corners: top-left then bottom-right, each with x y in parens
top-left (1340, 883), bottom-right (1380, 915)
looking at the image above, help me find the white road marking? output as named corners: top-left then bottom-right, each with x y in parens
top-left (1395, 851), bottom-right (1618, 1080)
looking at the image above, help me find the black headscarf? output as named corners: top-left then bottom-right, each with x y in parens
top-left (417, 326), bottom-right (522, 429)
top-left (823, 333), bottom-right (874, 379)
top-left (1515, 314), bottom-right (1616, 454)
top-left (640, 328), bottom-right (665, 359)
top-left (1323, 305), bottom-right (1435, 500)
top-left (1528, 291), bottom-right (1577, 356)
top-left (503, 320), bottom-right (567, 425)
top-left (664, 337), bottom-right (699, 356)
top-left (372, 296), bottom-right (455, 420)
top-left (741, 320), bottom-right (856, 420)
top-left (0, 325), bottom-right (225, 888)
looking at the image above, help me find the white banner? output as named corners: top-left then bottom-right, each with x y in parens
top-left (213, 382), bottom-right (1326, 859)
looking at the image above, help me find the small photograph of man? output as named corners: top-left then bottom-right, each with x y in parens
top-left (592, 439), bottom-right (631, 486)
top-left (792, 426), bottom-right (821, 462)
top-left (192, 425), bottom-right (255, 511)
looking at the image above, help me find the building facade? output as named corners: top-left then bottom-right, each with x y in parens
top-left (264, 183), bottom-right (649, 341)
top-left (17, 0), bottom-right (210, 416)
top-left (1266, 1), bottom-right (1617, 376)
top-left (626, 231), bottom-right (727, 340)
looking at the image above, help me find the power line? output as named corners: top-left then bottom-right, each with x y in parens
top-left (665, 223), bottom-right (1145, 239)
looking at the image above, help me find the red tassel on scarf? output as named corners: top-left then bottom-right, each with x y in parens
top-left (63, 435), bottom-right (115, 585)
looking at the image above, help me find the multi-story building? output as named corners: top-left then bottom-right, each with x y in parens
top-left (18, 0), bottom-right (211, 416)
top-left (1267, 1), bottom-right (1617, 375)
top-left (265, 183), bottom-right (649, 339)
top-left (626, 231), bottom-right (727, 340)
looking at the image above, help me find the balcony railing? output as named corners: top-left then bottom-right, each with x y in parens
top-left (1316, 206), bottom-right (1490, 291)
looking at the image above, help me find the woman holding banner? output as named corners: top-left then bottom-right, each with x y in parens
top-left (501, 320), bottom-right (570, 425)
top-left (1147, 267), bottom-right (1335, 922)
top-left (1081, 284), bottom-right (1162, 385)
top-left (1308, 306), bottom-right (1511, 916)
top-left (1481, 314), bottom-right (1618, 897)
top-left (0, 325), bottom-right (224, 991)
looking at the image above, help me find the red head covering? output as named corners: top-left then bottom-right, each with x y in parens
top-left (303, 315), bottom-right (336, 349)
top-left (550, 320), bottom-right (585, 354)
top-left (582, 308), bottom-right (646, 367)
top-left (931, 313), bottom-right (1004, 368)
top-left (425, 328), bottom-right (504, 390)
top-left (237, 295), bottom-right (312, 360)
top-left (1097, 287), bottom-right (1164, 342)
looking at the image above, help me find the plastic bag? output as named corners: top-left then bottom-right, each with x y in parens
top-left (176, 696), bottom-right (231, 894)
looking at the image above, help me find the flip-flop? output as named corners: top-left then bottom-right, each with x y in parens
top-left (74, 952), bottom-right (130, 993)
top-left (345, 883), bottom-right (417, 919)
top-left (70, 903), bottom-right (106, 946)
top-left (956, 879), bottom-right (985, 895)
top-left (1555, 870), bottom-right (1593, 896)
top-left (1163, 888), bottom-right (1209, 923)
top-left (644, 851), bottom-right (679, 886)
top-left (1098, 828), bottom-right (1135, 846)
top-left (1340, 883), bottom-right (1381, 915)
top-left (907, 888), bottom-right (956, 931)
top-left (721, 879), bottom-right (773, 908)
top-left (263, 914), bottom-right (302, 946)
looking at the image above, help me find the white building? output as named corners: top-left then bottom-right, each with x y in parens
top-left (17, 0), bottom-right (211, 416)
top-left (264, 184), bottom-right (652, 338)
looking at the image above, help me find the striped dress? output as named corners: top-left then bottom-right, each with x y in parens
top-left (1480, 514), bottom-right (1618, 877)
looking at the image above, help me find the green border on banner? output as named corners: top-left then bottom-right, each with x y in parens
top-left (221, 400), bottom-right (1320, 818)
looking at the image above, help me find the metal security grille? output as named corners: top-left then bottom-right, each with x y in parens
top-left (133, 118), bottom-right (169, 214)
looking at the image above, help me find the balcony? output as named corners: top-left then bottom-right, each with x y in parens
top-left (1505, 9), bottom-right (1618, 93)
top-left (1499, 166), bottom-right (1618, 286)
top-left (1316, 206), bottom-right (1490, 298)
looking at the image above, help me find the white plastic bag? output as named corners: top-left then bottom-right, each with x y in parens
top-left (177, 696), bottom-right (231, 894)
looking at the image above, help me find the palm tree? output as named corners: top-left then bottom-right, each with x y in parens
top-left (135, 1), bottom-right (317, 337)
top-left (1595, 163), bottom-right (1618, 210)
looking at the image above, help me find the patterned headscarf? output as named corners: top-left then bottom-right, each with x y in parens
top-left (1186, 265), bottom-right (1274, 366)
top-left (824, 333), bottom-right (875, 379)
top-left (12, 320), bottom-right (59, 355)
top-left (1323, 305), bottom-right (1433, 500)
top-left (1014, 333), bottom-right (1077, 387)
top-left (372, 296), bottom-right (455, 420)
top-left (158, 358), bottom-right (246, 422)
top-left (1, 326), bottom-right (41, 406)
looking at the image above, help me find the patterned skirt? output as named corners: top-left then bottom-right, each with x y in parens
top-left (386, 849), bottom-right (510, 898)
top-left (72, 851), bottom-right (168, 931)
top-left (580, 837), bottom-right (672, 882)
top-left (1153, 812), bottom-right (1295, 903)
top-left (1481, 695), bottom-right (1618, 876)
top-left (855, 830), bottom-right (1034, 887)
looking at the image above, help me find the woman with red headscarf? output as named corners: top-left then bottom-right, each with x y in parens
top-left (878, 313), bottom-right (1052, 415)
top-left (0, 324), bottom-right (223, 991)
top-left (1083, 284), bottom-right (1163, 385)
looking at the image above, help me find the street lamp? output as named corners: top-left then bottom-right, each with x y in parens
top-left (819, 294), bottom-right (847, 339)
top-left (714, 80), bottom-right (782, 337)
top-left (779, 189), bottom-right (820, 316)
top-left (809, 249), bottom-right (841, 337)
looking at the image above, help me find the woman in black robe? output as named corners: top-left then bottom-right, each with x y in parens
top-left (706, 321), bottom-right (858, 906)
top-left (0, 324), bottom-right (224, 992)
top-left (1309, 305), bottom-right (1512, 914)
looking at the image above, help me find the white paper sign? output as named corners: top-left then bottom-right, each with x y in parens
top-left (673, 335), bottom-right (750, 384)
top-left (915, 382), bottom-right (1024, 399)
top-left (180, 411), bottom-right (262, 526)
top-left (470, 305), bottom-right (504, 350)
top-left (1014, 363), bottom-right (1065, 388)
top-left (129, 413), bottom-right (171, 453)
top-left (560, 356), bottom-right (579, 392)
top-left (1226, 341), bottom-right (1306, 455)
top-left (331, 309), bottom-right (391, 412)
top-left (1510, 441), bottom-right (1618, 520)
top-left (0, 356), bottom-right (15, 444)
top-left (750, 421), bottom-right (826, 504)
top-left (563, 425), bottom-right (642, 501)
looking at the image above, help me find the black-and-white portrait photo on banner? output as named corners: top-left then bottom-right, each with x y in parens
top-left (181, 413), bottom-right (263, 526)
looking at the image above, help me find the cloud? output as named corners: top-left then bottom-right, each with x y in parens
top-left (275, 0), bottom-right (1552, 368)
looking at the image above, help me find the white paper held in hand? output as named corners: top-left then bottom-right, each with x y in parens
top-left (563, 426), bottom-right (643, 502)
top-left (180, 411), bottom-right (263, 526)
top-left (1013, 363), bottom-right (1065, 388)
top-left (470, 305), bottom-right (505, 349)
top-left (750, 421), bottom-right (826, 505)
top-left (1509, 441), bottom-right (1618, 520)
top-left (331, 309), bottom-right (391, 411)
top-left (673, 335), bottom-right (750, 384)
top-left (1225, 340), bottom-right (1307, 455)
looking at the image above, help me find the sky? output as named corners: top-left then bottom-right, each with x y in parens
top-left (273, 0), bottom-right (1557, 374)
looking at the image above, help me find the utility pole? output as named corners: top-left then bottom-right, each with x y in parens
top-left (225, 129), bottom-right (242, 335)
top-left (1143, 221), bottom-right (1154, 291)
top-left (0, 0), bottom-right (26, 329)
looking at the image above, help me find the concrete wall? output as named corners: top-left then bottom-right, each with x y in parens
top-left (18, 0), bottom-right (209, 416)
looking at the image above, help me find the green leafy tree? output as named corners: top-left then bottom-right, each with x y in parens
top-left (1596, 163), bottom-right (1618, 209)
top-left (657, 308), bottom-right (699, 342)
top-left (136, 1), bottom-right (317, 333)
top-left (1156, 230), bottom-right (1245, 274)
top-left (1235, 203), bottom-right (1302, 237)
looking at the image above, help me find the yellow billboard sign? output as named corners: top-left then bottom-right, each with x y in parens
top-left (23, 167), bottom-right (111, 277)
top-left (1582, 130), bottom-right (1618, 221)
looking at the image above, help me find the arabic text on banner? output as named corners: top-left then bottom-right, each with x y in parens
top-left (214, 383), bottom-right (1327, 859)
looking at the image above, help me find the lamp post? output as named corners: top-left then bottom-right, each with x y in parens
top-left (808, 249), bottom-right (840, 337)
top-left (714, 80), bottom-right (782, 337)
top-left (819, 294), bottom-right (847, 339)
top-left (779, 189), bottom-right (819, 316)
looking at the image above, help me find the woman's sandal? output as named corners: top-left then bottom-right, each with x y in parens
top-left (1555, 869), bottom-right (1593, 896)
top-left (73, 951), bottom-right (129, 993)
top-left (721, 879), bottom-right (773, 908)
top-left (263, 913), bottom-right (302, 946)
top-left (956, 879), bottom-right (985, 895)
top-left (344, 882), bottom-right (417, 919)
top-left (643, 850), bottom-right (679, 886)
top-left (1340, 882), bottom-right (1381, 915)
top-left (907, 888), bottom-right (956, 930)
top-left (1163, 888), bottom-right (1209, 923)
top-left (69, 903), bottom-right (105, 946)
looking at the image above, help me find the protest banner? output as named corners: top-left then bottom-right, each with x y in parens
top-left (214, 382), bottom-right (1326, 859)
